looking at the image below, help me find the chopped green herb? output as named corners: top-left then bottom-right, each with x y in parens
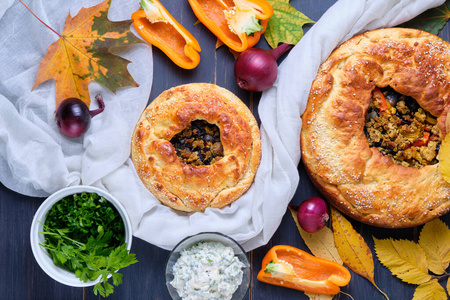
top-left (40, 192), bottom-right (138, 297)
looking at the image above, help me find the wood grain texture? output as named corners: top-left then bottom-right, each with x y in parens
top-left (2, 1), bottom-right (450, 300)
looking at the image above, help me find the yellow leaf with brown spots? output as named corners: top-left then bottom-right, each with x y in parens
top-left (215, 38), bottom-right (240, 60)
top-left (288, 206), bottom-right (342, 264)
top-left (289, 206), bottom-right (345, 299)
top-left (305, 292), bottom-right (333, 300)
top-left (332, 208), bottom-right (374, 280)
top-left (418, 218), bottom-right (450, 275)
top-left (447, 277), bottom-right (450, 295)
top-left (32, 0), bottom-right (142, 108)
top-left (412, 280), bottom-right (447, 300)
top-left (374, 237), bottom-right (430, 285)
top-left (215, 38), bottom-right (224, 50)
top-left (332, 208), bottom-right (388, 299)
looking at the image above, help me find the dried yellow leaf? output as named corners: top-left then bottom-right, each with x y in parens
top-left (215, 38), bottom-right (224, 50)
top-left (288, 206), bottom-right (342, 264)
top-left (332, 209), bottom-right (388, 299)
top-left (373, 237), bottom-right (431, 285)
top-left (418, 218), bottom-right (450, 275)
top-left (289, 206), bottom-right (345, 300)
top-left (305, 292), bottom-right (333, 300)
top-left (412, 279), bottom-right (447, 300)
top-left (439, 133), bottom-right (450, 183)
top-left (331, 208), bottom-right (375, 282)
top-left (447, 277), bottom-right (450, 296)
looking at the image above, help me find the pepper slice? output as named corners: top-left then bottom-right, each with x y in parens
top-left (257, 245), bottom-right (351, 295)
top-left (188, 0), bottom-right (273, 52)
top-left (131, 0), bottom-right (201, 69)
top-left (412, 131), bottom-right (431, 147)
top-left (372, 87), bottom-right (390, 112)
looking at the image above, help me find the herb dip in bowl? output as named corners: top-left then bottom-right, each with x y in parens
top-left (165, 232), bottom-right (251, 300)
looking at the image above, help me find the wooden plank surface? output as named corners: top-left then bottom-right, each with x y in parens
top-left (1, 0), bottom-right (450, 299)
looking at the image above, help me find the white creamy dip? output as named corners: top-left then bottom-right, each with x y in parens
top-left (170, 241), bottom-right (245, 300)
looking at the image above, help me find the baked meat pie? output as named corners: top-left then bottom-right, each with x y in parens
top-left (301, 28), bottom-right (450, 228)
top-left (131, 83), bottom-right (261, 212)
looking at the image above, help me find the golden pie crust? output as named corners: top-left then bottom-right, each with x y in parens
top-left (301, 28), bottom-right (450, 228)
top-left (131, 83), bottom-right (261, 212)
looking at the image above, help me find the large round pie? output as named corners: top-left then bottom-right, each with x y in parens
top-left (131, 83), bottom-right (261, 212)
top-left (301, 28), bottom-right (450, 228)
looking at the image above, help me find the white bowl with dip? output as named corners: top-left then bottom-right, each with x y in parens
top-left (165, 232), bottom-right (251, 300)
top-left (30, 185), bottom-right (133, 287)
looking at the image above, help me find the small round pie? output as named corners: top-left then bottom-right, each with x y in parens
top-left (301, 28), bottom-right (450, 228)
top-left (131, 83), bottom-right (261, 212)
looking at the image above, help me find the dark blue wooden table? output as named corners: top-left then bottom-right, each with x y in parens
top-left (2, 0), bottom-right (450, 299)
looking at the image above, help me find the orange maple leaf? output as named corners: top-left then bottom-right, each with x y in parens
top-left (32, 0), bottom-right (143, 108)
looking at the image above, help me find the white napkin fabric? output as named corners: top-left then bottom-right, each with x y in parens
top-left (0, 2), bottom-right (151, 215)
top-left (0, 0), bottom-right (444, 251)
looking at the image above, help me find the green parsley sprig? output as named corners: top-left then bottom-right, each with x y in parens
top-left (39, 192), bottom-right (138, 297)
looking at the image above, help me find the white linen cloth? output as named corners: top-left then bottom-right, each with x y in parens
top-left (0, 0), bottom-right (444, 251)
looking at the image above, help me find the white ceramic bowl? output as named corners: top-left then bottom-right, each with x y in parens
top-left (30, 185), bottom-right (132, 287)
top-left (165, 232), bottom-right (251, 300)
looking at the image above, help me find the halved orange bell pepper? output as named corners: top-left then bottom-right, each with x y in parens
top-left (131, 0), bottom-right (201, 69)
top-left (188, 0), bottom-right (273, 52)
top-left (257, 245), bottom-right (351, 295)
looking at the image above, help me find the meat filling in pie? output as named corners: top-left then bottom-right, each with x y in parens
top-left (364, 87), bottom-right (441, 168)
top-left (170, 120), bottom-right (224, 166)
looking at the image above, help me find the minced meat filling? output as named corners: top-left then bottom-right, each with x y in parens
top-left (364, 87), bottom-right (441, 168)
top-left (170, 120), bottom-right (224, 166)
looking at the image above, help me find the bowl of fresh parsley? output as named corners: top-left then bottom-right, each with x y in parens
top-left (30, 185), bottom-right (137, 297)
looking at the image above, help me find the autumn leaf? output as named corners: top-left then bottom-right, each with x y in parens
top-left (331, 209), bottom-right (374, 280)
top-left (331, 208), bottom-right (388, 299)
top-left (33, 0), bottom-right (142, 108)
top-left (288, 206), bottom-right (342, 264)
top-left (265, 0), bottom-right (314, 48)
top-left (288, 206), bottom-right (342, 300)
top-left (412, 279), bottom-right (447, 300)
top-left (373, 237), bottom-right (431, 285)
top-left (400, 0), bottom-right (450, 35)
top-left (304, 292), bottom-right (333, 300)
top-left (215, 39), bottom-right (225, 50)
top-left (418, 218), bottom-right (450, 275)
top-left (447, 277), bottom-right (450, 295)
top-left (439, 133), bottom-right (450, 183)
top-left (216, 39), bottom-right (240, 60)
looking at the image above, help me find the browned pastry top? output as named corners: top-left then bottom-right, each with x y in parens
top-left (131, 83), bottom-right (261, 212)
top-left (301, 28), bottom-right (450, 227)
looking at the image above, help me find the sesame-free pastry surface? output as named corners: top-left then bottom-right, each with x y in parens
top-left (131, 83), bottom-right (261, 212)
top-left (301, 28), bottom-right (450, 228)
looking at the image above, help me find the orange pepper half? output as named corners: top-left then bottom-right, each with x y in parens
top-left (188, 0), bottom-right (273, 52)
top-left (131, 0), bottom-right (201, 69)
top-left (257, 245), bottom-right (351, 295)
